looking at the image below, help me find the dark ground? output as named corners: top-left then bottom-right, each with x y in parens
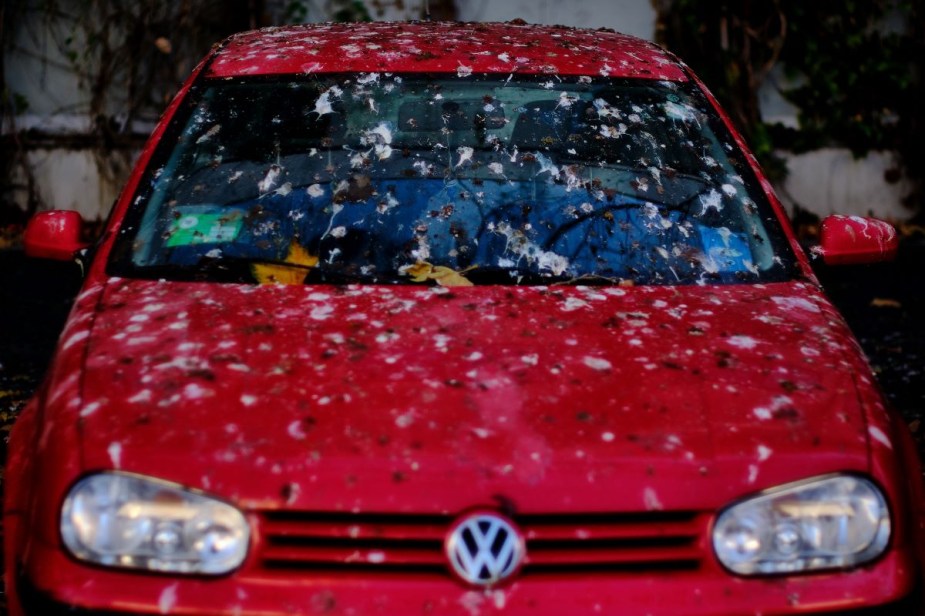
top-left (0, 255), bottom-right (82, 456)
top-left (812, 235), bottom-right (925, 460)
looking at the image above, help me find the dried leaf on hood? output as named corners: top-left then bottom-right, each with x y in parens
top-left (404, 261), bottom-right (474, 287)
top-left (251, 241), bottom-right (319, 285)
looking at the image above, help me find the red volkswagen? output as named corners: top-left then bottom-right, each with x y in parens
top-left (6, 21), bottom-right (923, 615)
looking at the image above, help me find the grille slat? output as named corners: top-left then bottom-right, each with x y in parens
top-left (525, 519), bottom-right (701, 542)
top-left (262, 544), bottom-right (447, 566)
top-left (263, 519), bottom-right (447, 542)
top-left (527, 545), bottom-right (702, 565)
top-left (257, 511), bottom-right (707, 576)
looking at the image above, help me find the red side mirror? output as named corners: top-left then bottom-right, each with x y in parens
top-left (23, 210), bottom-right (91, 261)
top-left (815, 215), bottom-right (898, 266)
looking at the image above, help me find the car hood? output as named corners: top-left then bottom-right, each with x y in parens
top-left (70, 278), bottom-right (870, 513)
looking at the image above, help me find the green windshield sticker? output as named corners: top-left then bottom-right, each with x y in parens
top-left (166, 213), bottom-right (243, 247)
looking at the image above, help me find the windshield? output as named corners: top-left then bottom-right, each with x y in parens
top-left (108, 74), bottom-right (796, 286)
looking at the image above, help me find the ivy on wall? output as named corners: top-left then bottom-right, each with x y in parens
top-left (0, 0), bottom-right (257, 223)
top-left (285, 0), bottom-right (372, 23)
top-left (776, 3), bottom-right (921, 158)
top-left (284, 0), bottom-right (456, 23)
top-left (3, 1), bottom-right (255, 142)
top-left (657, 0), bottom-right (924, 213)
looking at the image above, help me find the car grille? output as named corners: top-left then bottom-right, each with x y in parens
top-left (257, 510), bottom-right (708, 576)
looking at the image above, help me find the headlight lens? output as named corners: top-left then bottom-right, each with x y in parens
top-left (713, 475), bottom-right (890, 575)
top-left (61, 472), bottom-right (249, 574)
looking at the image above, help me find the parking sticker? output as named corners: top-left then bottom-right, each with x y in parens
top-left (166, 213), bottom-right (243, 247)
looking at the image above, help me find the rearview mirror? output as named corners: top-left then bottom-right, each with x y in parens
top-left (23, 210), bottom-right (91, 261)
top-left (814, 215), bottom-right (898, 266)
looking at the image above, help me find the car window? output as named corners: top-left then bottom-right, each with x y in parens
top-left (109, 74), bottom-right (796, 286)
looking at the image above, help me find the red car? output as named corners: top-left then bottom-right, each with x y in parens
top-left (5, 21), bottom-right (923, 615)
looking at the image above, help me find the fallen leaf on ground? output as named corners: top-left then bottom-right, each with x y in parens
top-left (870, 298), bottom-right (902, 309)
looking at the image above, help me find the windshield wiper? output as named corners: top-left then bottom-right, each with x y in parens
top-left (460, 265), bottom-right (571, 286)
top-left (126, 258), bottom-right (257, 283)
top-left (303, 263), bottom-right (393, 285)
top-left (125, 257), bottom-right (635, 287)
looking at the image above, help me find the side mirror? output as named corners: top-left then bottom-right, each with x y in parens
top-left (23, 210), bottom-right (91, 261)
top-left (814, 215), bottom-right (898, 266)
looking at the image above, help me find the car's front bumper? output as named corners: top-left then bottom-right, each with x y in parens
top-left (12, 541), bottom-right (922, 616)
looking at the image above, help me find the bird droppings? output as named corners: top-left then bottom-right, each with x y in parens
top-left (869, 426), bottom-right (893, 450)
top-left (727, 335), bottom-right (759, 350)
top-left (108, 442), bottom-right (122, 468)
top-left (61, 276), bottom-right (871, 507)
top-left (158, 583), bottom-right (179, 614)
top-left (61, 329), bottom-right (90, 351)
top-left (79, 401), bottom-right (103, 417)
top-left (643, 487), bottom-right (663, 510)
top-left (287, 420), bottom-right (307, 440)
top-left (128, 389), bottom-right (153, 404)
top-left (771, 295), bottom-right (821, 314)
top-left (583, 356), bottom-right (612, 371)
top-left (211, 22), bottom-right (688, 84)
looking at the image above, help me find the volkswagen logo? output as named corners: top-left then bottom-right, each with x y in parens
top-left (445, 511), bottom-right (526, 586)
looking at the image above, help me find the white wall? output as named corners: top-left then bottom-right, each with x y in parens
top-left (759, 67), bottom-right (913, 221)
top-left (5, 15), bottom-right (91, 118)
top-left (777, 149), bottom-right (913, 220)
top-left (3, 8), bottom-right (150, 221)
top-left (8, 150), bottom-right (129, 221)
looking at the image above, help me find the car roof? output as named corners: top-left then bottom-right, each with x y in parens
top-left (207, 21), bottom-right (688, 81)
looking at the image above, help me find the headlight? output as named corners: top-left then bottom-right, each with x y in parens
top-left (713, 475), bottom-right (890, 575)
top-left (61, 472), bottom-right (249, 574)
